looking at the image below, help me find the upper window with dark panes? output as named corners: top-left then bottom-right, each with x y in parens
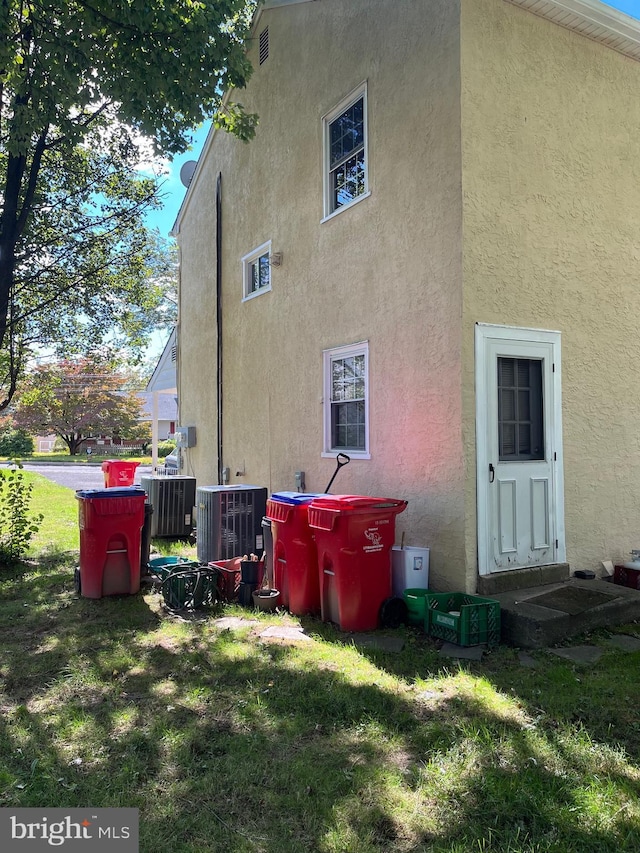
top-left (329, 98), bottom-right (365, 210)
top-left (323, 84), bottom-right (368, 219)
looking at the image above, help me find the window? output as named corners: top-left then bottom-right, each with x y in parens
top-left (323, 342), bottom-right (369, 458)
top-left (498, 357), bottom-right (544, 461)
top-left (242, 241), bottom-right (272, 301)
top-left (323, 83), bottom-right (369, 219)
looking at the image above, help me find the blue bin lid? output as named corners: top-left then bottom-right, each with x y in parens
top-left (76, 486), bottom-right (146, 500)
top-left (270, 491), bottom-right (326, 505)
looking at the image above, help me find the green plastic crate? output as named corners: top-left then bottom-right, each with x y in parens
top-left (424, 592), bottom-right (501, 647)
top-left (403, 588), bottom-right (430, 626)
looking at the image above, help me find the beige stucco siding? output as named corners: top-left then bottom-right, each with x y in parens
top-left (461, 0), bottom-right (640, 571)
top-left (176, 162), bottom-right (221, 487)
top-left (177, 0), bottom-right (467, 590)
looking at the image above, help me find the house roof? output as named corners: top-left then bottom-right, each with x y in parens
top-left (505, 0), bottom-right (640, 61)
top-left (138, 392), bottom-right (177, 422)
top-left (146, 327), bottom-right (177, 393)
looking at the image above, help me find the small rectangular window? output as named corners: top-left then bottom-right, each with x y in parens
top-left (242, 241), bottom-right (272, 301)
top-left (323, 341), bottom-right (369, 457)
top-left (322, 83), bottom-right (369, 220)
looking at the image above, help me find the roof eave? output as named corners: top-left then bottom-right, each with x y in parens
top-left (504, 0), bottom-right (640, 61)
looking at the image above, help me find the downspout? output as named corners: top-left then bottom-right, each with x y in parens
top-left (216, 172), bottom-right (223, 485)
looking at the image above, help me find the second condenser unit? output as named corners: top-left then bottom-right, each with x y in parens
top-left (140, 475), bottom-right (196, 538)
top-left (196, 485), bottom-right (268, 563)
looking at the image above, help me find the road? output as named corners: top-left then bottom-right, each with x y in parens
top-left (19, 462), bottom-right (154, 491)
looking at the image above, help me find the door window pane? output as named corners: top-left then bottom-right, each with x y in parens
top-left (498, 358), bottom-right (544, 461)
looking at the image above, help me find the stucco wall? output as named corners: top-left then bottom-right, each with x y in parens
top-left (177, 0), bottom-right (467, 590)
top-left (461, 0), bottom-right (640, 572)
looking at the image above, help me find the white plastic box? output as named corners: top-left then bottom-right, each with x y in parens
top-left (392, 546), bottom-right (430, 597)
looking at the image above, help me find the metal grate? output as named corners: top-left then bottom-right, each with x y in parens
top-left (141, 476), bottom-right (196, 537)
top-left (196, 486), bottom-right (267, 563)
top-left (259, 26), bottom-right (269, 64)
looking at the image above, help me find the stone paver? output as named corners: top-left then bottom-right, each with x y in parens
top-left (548, 645), bottom-right (603, 665)
top-left (604, 634), bottom-right (640, 652)
top-left (346, 633), bottom-right (405, 653)
top-left (258, 625), bottom-right (313, 643)
top-left (518, 651), bottom-right (539, 668)
top-left (438, 642), bottom-right (485, 661)
top-left (212, 616), bottom-right (260, 631)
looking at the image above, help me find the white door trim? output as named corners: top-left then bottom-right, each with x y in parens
top-left (475, 323), bottom-right (566, 576)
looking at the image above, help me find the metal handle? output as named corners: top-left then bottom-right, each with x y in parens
top-left (324, 453), bottom-right (351, 493)
top-left (489, 463), bottom-right (495, 483)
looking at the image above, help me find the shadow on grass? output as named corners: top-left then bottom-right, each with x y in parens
top-left (0, 557), bottom-right (639, 852)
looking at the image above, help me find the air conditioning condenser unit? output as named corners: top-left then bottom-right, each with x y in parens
top-left (140, 475), bottom-right (196, 538)
top-left (196, 485), bottom-right (267, 563)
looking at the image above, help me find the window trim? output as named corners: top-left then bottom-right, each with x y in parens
top-left (241, 240), bottom-right (272, 302)
top-left (322, 340), bottom-right (370, 459)
top-left (321, 82), bottom-right (369, 222)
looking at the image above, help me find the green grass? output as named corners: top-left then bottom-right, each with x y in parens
top-left (23, 453), bottom-right (154, 464)
top-left (1, 474), bottom-right (640, 851)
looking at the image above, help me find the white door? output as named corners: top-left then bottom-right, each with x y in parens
top-left (476, 324), bottom-right (565, 575)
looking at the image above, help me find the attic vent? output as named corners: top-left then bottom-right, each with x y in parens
top-left (171, 345), bottom-right (177, 363)
top-left (259, 26), bottom-right (269, 64)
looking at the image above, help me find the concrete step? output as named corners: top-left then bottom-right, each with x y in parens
top-left (493, 576), bottom-right (640, 649)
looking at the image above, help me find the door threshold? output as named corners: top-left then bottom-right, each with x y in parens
top-left (477, 563), bottom-right (570, 596)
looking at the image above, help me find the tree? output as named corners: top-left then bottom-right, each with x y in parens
top-left (0, 0), bottom-right (258, 407)
top-left (0, 427), bottom-right (33, 457)
top-left (13, 358), bottom-right (148, 455)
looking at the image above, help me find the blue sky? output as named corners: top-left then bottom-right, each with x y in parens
top-left (605, 0), bottom-right (640, 18)
top-left (144, 124), bottom-right (210, 238)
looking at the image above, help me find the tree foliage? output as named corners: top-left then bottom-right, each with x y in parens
top-left (0, 466), bottom-right (42, 561)
top-left (0, 426), bottom-right (33, 457)
top-left (0, 0), bottom-right (257, 407)
top-left (13, 358), bottom-right (149, 455)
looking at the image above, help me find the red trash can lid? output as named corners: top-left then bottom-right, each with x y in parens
top-left (309, 495), bottom-right (407, 512)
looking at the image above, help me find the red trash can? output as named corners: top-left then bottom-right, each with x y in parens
top-left (76, 486), bottom-right (146, 598)
top-left (266, 492), bottom-right (324, 615)
top-left (101, 460), bottom-right (140, 488)
top-left (308, 495), bottom-right (407, 631)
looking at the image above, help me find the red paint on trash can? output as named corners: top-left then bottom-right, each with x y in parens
top-left (76, 487), bottom-right (146, 598)
top-left (266, 492), bottom-right (324, 616)
top-left (308, 495), bottom-right (407, 632)
top-left (101, 460), bottom-right (140, 488)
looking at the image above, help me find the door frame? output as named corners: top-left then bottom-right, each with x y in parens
top-left (475, 323), bottom-right (566, 576)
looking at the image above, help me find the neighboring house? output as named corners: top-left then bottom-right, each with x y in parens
top-left (138, 392), bottom-right (177, 442)
top-left (172, 0), bottom-right (640, 594)
top-left (35, 435), bottom-right (57, 453)
top-left (146, 327), bottom-right (178, 466)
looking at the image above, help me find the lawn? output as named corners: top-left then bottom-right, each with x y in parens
top-left (1, 474), bottom-right (639, 851)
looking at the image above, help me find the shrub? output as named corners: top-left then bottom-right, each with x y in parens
top-left (0, 428), bottom-right (34, 458)
top-left (0, 467), bottom-right (43, 560)
top-left (157, 441), bottom-right (176, 458)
